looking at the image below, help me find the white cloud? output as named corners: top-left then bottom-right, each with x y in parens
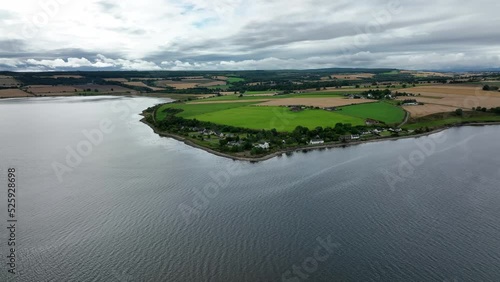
top-left (1, 0), bottom-right (500, 70)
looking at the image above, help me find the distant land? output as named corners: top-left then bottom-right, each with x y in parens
top-left (2, 68), bottom-right (500, 159)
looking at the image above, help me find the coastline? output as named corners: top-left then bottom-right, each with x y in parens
top-left (140, 114), bottom-right (500, 162)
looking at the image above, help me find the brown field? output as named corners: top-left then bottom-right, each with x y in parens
top-left (25, 84), bottom-right (135, 96)
top-left (27, 85), bottom-right (81, 94)
top-left (401, 85), bottom-right (487, 97)
top-left (124, 81), bottom-right (165, 91)
top-left (323, 73), bottom-right (375, 80)
top-left (259, 98), bottom-right (377, 107)
top-left (397, 85), bottom-right (500, 115)
top-left (74, 85), bottom-right (134, 93)
top-left (0, 76), bottom-right (20, 87)
top-left (403, 104), bottom-right (459, 118)
top-left (212, 76), bottom-right (228, 80)
top-left (155, 80), bottom-right (199, 89)
top-left (104, 78), bottom-right (128, 83)
top-left (0, 89), bottom-right (32, 98)
top-left (197, 81), bottom-right (227, 87)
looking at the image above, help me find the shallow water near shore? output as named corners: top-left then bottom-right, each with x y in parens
top-left (1, 96), bottom-right (500, 281)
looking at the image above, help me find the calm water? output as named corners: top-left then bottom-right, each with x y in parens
top-left (1, 96), bottom-right (500, 282)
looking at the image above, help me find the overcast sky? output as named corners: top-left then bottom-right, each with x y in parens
top-left (1, 0), bottom-right (499, 71)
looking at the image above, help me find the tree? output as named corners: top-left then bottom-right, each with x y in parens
top-left (455, 108), bottom-right (463, 116)
top-left (483, 85), bottom-right (490, 91)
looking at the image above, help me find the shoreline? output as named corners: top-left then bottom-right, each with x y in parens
top-left (140, 115), bottom-right (500, 162)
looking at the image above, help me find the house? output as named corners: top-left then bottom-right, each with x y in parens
top-left (365, 119), bottom-right (378, 125)
top-left (324, 106), bottom-right (338, 111)
top-left (255, 142), bottom-right (270, 150)
top-left (402, 102), bottom-right (419, 106)
top-left (228, 141), bottom-right (241, 147)
top-left (309, 139), bottom-right (325, 145)
top-left (372, 129), bottom-right (381, 135)
top-left (350, 134), bottom-right (360, 140)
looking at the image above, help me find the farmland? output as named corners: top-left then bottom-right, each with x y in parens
top-left (339, 102), bottom-right (406, 124)
top-left (259, 97), bottom-right (376, 108)
top-left (397, 85), bottom-right (500, 117)
top-left (0, 75), bottom-right (20, 87)
top-left (156, 93), bottom-right (405, 132)
top-left (0, 89), bottom-right (32, 98)
top-left (156, 102), bottom-right (258, 120)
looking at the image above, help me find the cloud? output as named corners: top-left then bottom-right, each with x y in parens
top-left (1, 0), bottom-right (500, 71)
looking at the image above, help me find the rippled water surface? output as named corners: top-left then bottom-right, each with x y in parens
top-left (1, 96), bottom-right (500, 281)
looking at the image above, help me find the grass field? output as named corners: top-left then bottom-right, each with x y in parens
top-left (339, 102), bottom-right (406, 124)
top-left (404, 115), bottom-right (500, 130)
top-left (156, 102), bottom-right (258, 120)
top-left (226, 77), bottom-right (245, 83)
top-left (199, 91), bottom-right (353, 102)
top-left (189, 106), bottom-right (365, 131)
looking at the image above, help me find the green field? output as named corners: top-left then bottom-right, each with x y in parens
top-left (208, 84), bottom-right (230, 90)
top-left (189, 106), bottom-right (365, 131)
top-left (157, 97), bottom-right (408, 132)
top-left (156, 102), bottom-right (258, 120)
top-left (403, 115), bottom-right (500, 130)
top-left (226, 77), bottom-right (245, 83)
top-left (339, 102), bottom-right (406, 124)
top-left (199, 91), bottom-right (355, 102)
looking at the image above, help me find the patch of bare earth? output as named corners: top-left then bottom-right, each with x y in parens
top-left (197, 81), bottom-right (227, 87)
top-left (259, 98), bottom-right (377, 107)
top-left (26, 85), bottom-right (81, 95)
top-left (0, 89), bottom-right (33, 98)
top-left (403, 105), bottom-right (459, 118)
top-left (0, 76), bottom-right (20, 87)
top-left (155, 80), bottom-right (199, 89)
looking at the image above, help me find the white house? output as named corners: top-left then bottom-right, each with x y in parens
top-left (350, 135), bottom-right (360, 140)
top-left (309, 139), bottom-right (325, 145)
top-left (255, 142), bottom-right (270, 150)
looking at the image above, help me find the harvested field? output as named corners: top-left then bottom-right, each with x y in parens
top-left (0, 89), bottom-right (32, 98)
top-left (403, 104), bottom-right (459, 118)
top-left (402, 85), bottom-right (490, 97)
top-left (155, 80), bottom-right (198, 89)
top-left (27, 85), bottom-right (81, 94)
top-left (404, 96), bottom-right (500, 110)
top-left (73, 85), bottom-right (134, 93)
top-left (0, 76), bottom-right (20, 87)
top-left (258, 98), bottom-right (377, 107)
top-left (399, 85), bottom-right (500, 111)
top-left (155, 79), bottom-right (221, 89)
top-left (212, 76), bottom-right (228, 80)
top-left (124, 81), bottom-right (165, 91)
top-left (197, 81), bottom-right (227, 87)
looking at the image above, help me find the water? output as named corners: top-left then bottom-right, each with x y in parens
top-left (1, 96), bottom-right (500, 281)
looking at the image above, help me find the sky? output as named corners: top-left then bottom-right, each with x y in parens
top-left (1, 0), bottom-right (499, 71)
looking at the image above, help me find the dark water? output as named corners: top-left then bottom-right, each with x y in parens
top-left (1, 96), bottom-right (500, 282)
